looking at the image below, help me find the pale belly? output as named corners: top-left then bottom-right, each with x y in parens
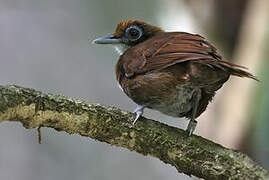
top-left (119, 71), bottom-right (196, 118)
top-left (146, 85), bottom-right (195, 117)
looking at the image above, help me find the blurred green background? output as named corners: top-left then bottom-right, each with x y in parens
top-left (0, 0), bottom-right (268, 179)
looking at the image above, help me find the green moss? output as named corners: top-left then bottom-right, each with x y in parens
top-left (0, 85), bottom-right (269, 180)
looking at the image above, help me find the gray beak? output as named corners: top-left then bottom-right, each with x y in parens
top-left (92, 35), bottom-right (121, 44)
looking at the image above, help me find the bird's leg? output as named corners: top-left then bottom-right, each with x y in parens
top-left (132, 105), bottom-right (145, 126)
top-left (186, 89), bottom-right (201, 136)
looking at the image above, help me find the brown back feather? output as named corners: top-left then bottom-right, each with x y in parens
top-left (117, 31), bottom-right (258, 83)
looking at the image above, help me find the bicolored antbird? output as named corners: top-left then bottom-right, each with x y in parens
top-left (93, 20), bottom-right (257, 136)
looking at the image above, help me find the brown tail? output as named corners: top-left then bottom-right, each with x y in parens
top-left (198, 59), bottom-right (259, 81)
top-left (218, 61), bottom-right (259, 81)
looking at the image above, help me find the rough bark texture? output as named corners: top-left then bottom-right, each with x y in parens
top-left (0, 85), bottom-right (268, 180)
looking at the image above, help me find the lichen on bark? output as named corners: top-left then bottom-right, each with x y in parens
top-left (0, 85), bottom-right (268, 180)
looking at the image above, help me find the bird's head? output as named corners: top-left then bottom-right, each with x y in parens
top-left (93, 20), bottom-right (163, 54)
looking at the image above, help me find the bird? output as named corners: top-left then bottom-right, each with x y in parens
top-left (93, 20), bottom-right (257, 136)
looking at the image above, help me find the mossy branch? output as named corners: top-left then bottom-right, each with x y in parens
top-left (0, 85), bottom-right (268, 179)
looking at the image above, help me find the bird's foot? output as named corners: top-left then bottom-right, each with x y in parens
top-left (186, 120), bottom-right (197, 137)
top-left (132, 105), bottom-right (145, 127)
top-left (185, 88), bottom-right (201, 136)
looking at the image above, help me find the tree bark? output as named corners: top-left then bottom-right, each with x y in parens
top-left (0, 85), bottom-right (268, 180)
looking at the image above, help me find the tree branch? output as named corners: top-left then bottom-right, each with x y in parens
top-left (0, 85), bottom-right (268, 179)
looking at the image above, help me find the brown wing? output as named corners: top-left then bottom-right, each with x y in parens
top-left (119, 32), bottom-right (217, 74)
top-left (117, 32), bottom-right (257, 84)
top-left (139, 32), bottom-right (221, 72)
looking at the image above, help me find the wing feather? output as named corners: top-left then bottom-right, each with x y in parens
top-left (118, 32), bottom-right (257, 81)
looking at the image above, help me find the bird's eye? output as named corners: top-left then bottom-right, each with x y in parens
top-left (125, 25), bottom-right (143, 41)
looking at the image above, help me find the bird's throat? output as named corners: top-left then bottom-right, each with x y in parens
top-left (113, 44), bottom-right (130, 55)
